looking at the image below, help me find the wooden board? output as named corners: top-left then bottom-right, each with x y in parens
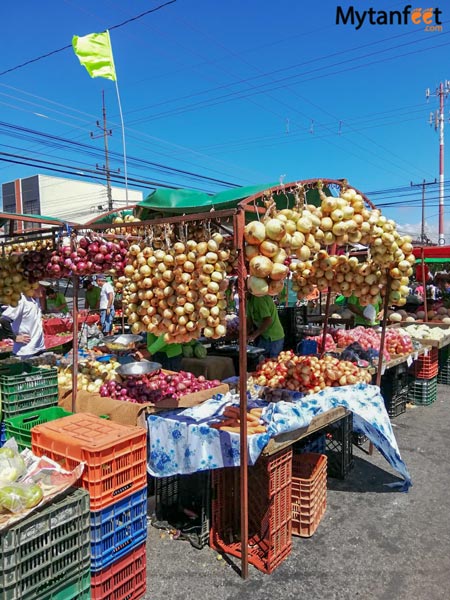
top-left (262, 407), bottom-right (348, 456)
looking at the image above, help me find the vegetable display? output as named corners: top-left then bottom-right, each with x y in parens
top-left (0, 446), bottom-right (43, 514)
top-left (58, 358), bottom-right (121, 392)
top-left (210, 406), bottom-right (267, 435)
top-left (254, 350), bottom-right (372, 394)
top-left (335, 326), bottom-right (413, 358)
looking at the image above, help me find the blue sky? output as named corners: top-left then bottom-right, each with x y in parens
top-left (0, 0), bottom-right (449, 240)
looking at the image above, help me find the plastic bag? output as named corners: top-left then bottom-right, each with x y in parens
top-left (0, 446), bottom-right (26, 484)
top-left (0, 482), bottom-right (43, 513)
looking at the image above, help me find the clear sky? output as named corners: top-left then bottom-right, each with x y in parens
top-left (0, 0), bottom-right (449, 240)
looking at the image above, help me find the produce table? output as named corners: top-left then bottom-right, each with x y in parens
top-left (181, 356), bottom-right (236, 381)
top-left (388, 322), bottom-right (450, 349)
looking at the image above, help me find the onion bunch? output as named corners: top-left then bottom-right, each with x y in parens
top-left (123, 231), bottom-right (232, 343)
top-left (0, 255), bottom-right (38, 306)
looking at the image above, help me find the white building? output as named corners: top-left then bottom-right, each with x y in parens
top-left (1, 174), bottom-right (143, 227)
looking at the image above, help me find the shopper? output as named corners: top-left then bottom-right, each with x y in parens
top-left (247, 292), bottom-right (285, 358)
top-left (2, 288), bottom-right (45, 358)
top-left (96, 274), bottom-right (115, 334)
top-left (45, 287), bottom-right (69, 314)
top-left (135, 333), bottom-right (182, 371)
top-left (84, 278), bottom-right (101, 310)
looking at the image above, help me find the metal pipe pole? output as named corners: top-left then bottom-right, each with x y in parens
top-left (375, 275), bottom-right (392, 388)
top-left (320, 289), bottom-right (332, 358)
top-left (439, 82), bottom-right (445, 246)
top-left (421, 247), bottom-right (428, 322)
top-left (71, 276), bottom-right (79, 413)
top-left (235, 209), bottom-right (249, 580)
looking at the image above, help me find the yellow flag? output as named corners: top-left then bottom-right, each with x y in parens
top-left (72, 30), bottom-right (116, 81)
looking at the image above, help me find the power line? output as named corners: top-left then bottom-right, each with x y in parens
top-left (0, 0), bottom-right (177, 77)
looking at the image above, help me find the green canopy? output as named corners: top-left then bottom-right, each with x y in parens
top-left (136, 182), bottom-right (332, 218)
top-left (0, 211), bottom-right (71, 229)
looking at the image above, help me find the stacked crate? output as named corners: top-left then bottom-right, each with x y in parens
top-left (0, 363), bottom-right (59, 446)
top-left (408, 347), bottom-right (438, 406)
top-left (0, 487), bottom-right (91, 600)
top-left (31, 413), bottom-right (148, 600)
top-left (380, 362), bottom-right (409, 418)
top-left (437, 345), bottom-right (450, 385)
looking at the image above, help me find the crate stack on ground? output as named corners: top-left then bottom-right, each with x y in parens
top-left (291, 453), bottom-right (327, 537)
top-left (380, 362), bottom-right (409, 418)
top-left (408, 347), bottom-right (438, 406)
top-left (0, 363), bottom-right (59, 448)
top-left (153, 470), bottom-right (211, 549)
top-left (437, 345), bottom-right (450, 385)
top-left (210, 447), bottom-right (293, 574)
top-left (0, 487), bottom-right (91, 600)
top-left (322, 413), bottom-right (354, 479)
top-left (31, 413), bottom-right (148, 600)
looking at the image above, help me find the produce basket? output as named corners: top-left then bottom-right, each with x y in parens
top-left (31, 413), bottom-right (147, 511)
top-left (0, 487), bottom-right (90, 600)
top-left (408, 376), bottom-right (437, 406)
top-left (291, 453), bottom-right (327, 537)
top-left (210, 447), bottom-right (292, 574)
top-left (154, 470), bottom-right (211, 549)
top-left (0, 364), bottom-right (58, 420)
top-left (90, 543), bottom-right (147, 600)
top-left (90, 486), bottom-right (147, 572)
top-left (4, 406), bottom-right (72, 450)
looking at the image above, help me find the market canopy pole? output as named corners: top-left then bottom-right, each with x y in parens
top-left (72, 29), bottom-right (129, 205)
top-left (71, 276), bottom-right (79, 413)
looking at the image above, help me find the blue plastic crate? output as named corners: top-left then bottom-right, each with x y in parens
top-left (0, 422), bottom-right (5, 447)
top-left (90, 486), bottom-right (147, 572)
top-left (297, 339), bottom-right (318, 356)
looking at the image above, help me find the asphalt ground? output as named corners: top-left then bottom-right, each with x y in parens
top-left (144, 384), bottom-right (450, 600)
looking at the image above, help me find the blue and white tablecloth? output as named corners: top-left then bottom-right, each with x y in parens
top-left (147, 383), bottom-right (412, 491)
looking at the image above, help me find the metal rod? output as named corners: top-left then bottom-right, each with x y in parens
top-left (71, 276), bottom-right (79, 413)
top-left (320, 288), bottom-right (332, 358)
top-left (375, 275), bottom-right (392, 388)
top-left (235, 209), bottom-right (249, 580)
top-left (421, 247), bottom-right (428, 322)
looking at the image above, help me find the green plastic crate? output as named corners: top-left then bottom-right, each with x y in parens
top-left (40, 570), bottom-right (91, 600)
top-left (0, 487), bottom-right (91, 600)
top-left (4, 407), bottom-right (73, 450)
top-left (0, 364), bottom-right (58, 420)
top-left (438, 364), bottom-right (450, 385)
top-left (407, 376), bottom-right (437, 406)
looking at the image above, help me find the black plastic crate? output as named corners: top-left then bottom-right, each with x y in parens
top-left (322, 413), bottom-right (354, 479)
top-left (438, 364), bottom-right (450, 385)
top-left (153, 470), bottom-right (211, 549)
top-left (380, 362), bottom-right (409, 398)
top-left (277, 306), bottom-right (306, 351)
top-left (293, 431), bottom-right (326, 455)
top-left (384, 389), bottom-right (407, 418)
top-left (352, 432), bottom-right (368, 447)
top-left (438, 345), bottom-right (450, 368)
top-left (408, 376), bottom-right (437, 406)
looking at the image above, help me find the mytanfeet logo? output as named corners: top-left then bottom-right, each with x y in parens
top-left (336, 5), bottom-right (443, 31)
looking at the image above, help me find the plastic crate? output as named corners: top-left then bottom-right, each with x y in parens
top-left (380, 362), bottom-right (409, 397)
top-left (383, 389), bottom-right (407, 418)
top-left (409, 347), bottom-right (438, 379)
top-left (438, 363), bottom-right (450, 385)
top-left (91, 543), bottom-right (147, 600)
top-left (31, 413), bottom-right (147, 511)
top-left (91, 487), bottom-right (147, 572)
top-left (408, 376), bottom-right (437, 406)
top-left (322, 413), bottom-right (354, 479)
top-left (352, 432), bottom-right (368, 447)
top-left (0, 422), bottom-right (5, 447)
top-left (0, 487), bottom-right (91, 600)
top-left (4, 406), bottom-right (72, 450)
top-left (0, 364), bottom-right (58, 420)
top-left (291, 453), bottom-right (327, 537)
top-left (438, 345), bottom-right (450, 368)
top-left (40, 570), bottom-right (91, 600)
top-left (293, 431), bottom-right (326, 455)
top-left (297, 339), bottom-right (318, 356)
top-left (277, 306), bottom-right (306, 351)
top-left (210, 447), bottom-right (292, 574)
top-left (154, 470), bottom-right (211, 549)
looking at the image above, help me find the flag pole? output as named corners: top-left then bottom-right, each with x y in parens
top-left (114, 78), bottom-right (129, 205)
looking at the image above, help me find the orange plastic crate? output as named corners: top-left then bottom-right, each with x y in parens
top-left (292, 453), bottom-right (327, 537)
top-left (210, 447), bottom-right (292, 574)
top-left (31, 413), bottom-right (147, 511)
top-left (409, 347), bottom-right (438, 379)
top-left (91, 543), bottom-right (146, 600)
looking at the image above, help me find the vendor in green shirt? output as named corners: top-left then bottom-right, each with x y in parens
top-left (45, 287), bottom-right (69, 314)
top-left (247, 293), bottom-right (284, 358)
top-left (135, 333), bottom-right (183, 371)
top-left (83, 278), bottom-right (101, 310)
top-left (347, 293), bottom-right (383, 327)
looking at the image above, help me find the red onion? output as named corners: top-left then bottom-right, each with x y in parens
top-left (79, 237), bottom-right (89, 249)
top-left (88, 242), bottom-right (99, 254)
top-left (94, 253), bottom-right (104, 264)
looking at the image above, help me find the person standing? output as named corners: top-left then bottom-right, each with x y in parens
top-left (247, 292), bottom-right (285, 358)
top-left (135, 333), bottom-right (183, 371)
top-left (2, 289), bottom-right (45, 358)
top-left (347, 293), bottom-right (383, 327)
top-left (45, 287), bottom-right (69, 314)
top-left (84, 278), bottom-right (101, 310)
top-left (96, 275), bottom-right (115, 334)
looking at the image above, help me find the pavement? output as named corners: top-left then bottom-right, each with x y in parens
top-left (144, 384), bottom-right (450, 600)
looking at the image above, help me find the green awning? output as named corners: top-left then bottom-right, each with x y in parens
top-left (0, 211), bottom-right (72, 228)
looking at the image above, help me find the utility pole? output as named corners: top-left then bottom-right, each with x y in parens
top-left (91, 90), bottom-right (114, 211)
top-left (426, 81), bottom-right (450, 245)
top-left (411, 179), bottom-right (437, 244)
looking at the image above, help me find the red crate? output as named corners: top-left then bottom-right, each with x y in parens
top-left (31, 413), bottom-right (147, 511)
top-left (91, 543), bottom-right (146, 600)
top-left (292, 453), bottom-right (327, 537)
top-left (409, 347), bottom-right (438, 379)
top-left (210, 447), bottom-right (292, 574)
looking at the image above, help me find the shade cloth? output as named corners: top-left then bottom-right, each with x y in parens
top-left (147, 383), bottom-right (412, 491)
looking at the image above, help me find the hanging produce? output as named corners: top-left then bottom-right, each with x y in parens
top-left (0, 255), bottom-right (39, 306)
top-left (122, 223), bottom-right (233, 343)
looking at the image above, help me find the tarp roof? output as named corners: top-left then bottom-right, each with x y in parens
top-left (136, 182), bottom-right (332, 217)
top-left (413, 246), bottom-right (450, 262)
